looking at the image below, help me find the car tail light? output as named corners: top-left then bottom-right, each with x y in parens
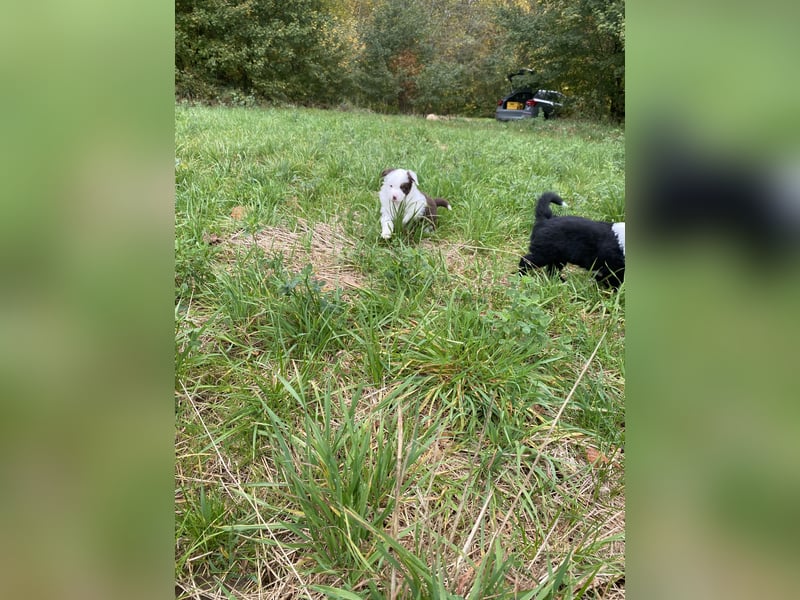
top-left (497, 99), bottom-right (503, 106)
top-left (526, 99), bottom-right (536, 107)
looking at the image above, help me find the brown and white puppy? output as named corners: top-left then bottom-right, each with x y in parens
top-left (379, 168), bottom-right (451, 239)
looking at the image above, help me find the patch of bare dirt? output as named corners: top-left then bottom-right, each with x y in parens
top-left (226, 218), bottom-right (366, 291)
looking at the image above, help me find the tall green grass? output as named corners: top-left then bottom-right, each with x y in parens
top-left (176, 104), bottom-right (625, 599)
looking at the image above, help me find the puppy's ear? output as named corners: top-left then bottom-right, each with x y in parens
top-left (380, 168), bottom-right (395, 178)
top-left (408, 170), bottom-right (418, 184)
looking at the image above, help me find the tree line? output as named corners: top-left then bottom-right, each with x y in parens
top-left (176, 0), bottom-right (624, 121)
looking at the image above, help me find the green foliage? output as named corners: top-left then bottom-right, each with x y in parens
top-left (215, 252), bottom-right (350, 361)
top-left (264, 382), bottom-right (422, 575)
top-left (176, 0), bottom-right (352, 103)
top-left (175, 0), bottom-right (624, 120)
top-left (351, 0), bottom-right (517, 116)
top-left (499, 0), bottom-right (626, 121)
top-left (176, 485), bottom-right (249, 576)
top-left (263, 376), bottom-right (532, 597)
top-left (351, 0), bottom-right (433, 112)
top-left (381, 283), bottom-right (567, 450)
top-left (409, 1), bottom-right (518, 117)
top-left (175, 230), bottom-right (218, 298)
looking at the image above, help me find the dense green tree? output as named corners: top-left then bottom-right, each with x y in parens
top-left (351, 0), bottom-right (521, 116)
top-left (498, 0), bottom-right (625, 121)
top-left (176, 0), bottom-right (351, 103)
top-left (411, 0), bottom-right (518, 116)
top-left (175, 0), bottom-right (625, 121)
top-left (351, 0), bottom-right (433, 112)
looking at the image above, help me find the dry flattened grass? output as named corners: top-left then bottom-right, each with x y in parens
top-left (220, 216), bottom-right (514, 295)
top-left (226, 218), bottom-right (366, 291)
top-left (524, 437), bottom-right (625, 594)
top-left (420, 238), bottom-right (518, 288)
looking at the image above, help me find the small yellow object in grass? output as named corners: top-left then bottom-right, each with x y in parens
top-left (230, 205), bottom-right (247, 220)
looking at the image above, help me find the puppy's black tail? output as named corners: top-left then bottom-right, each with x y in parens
top-left (433, 198), bottom-right (452, 210)
top-left (535, 192), bottom-right (565, 222)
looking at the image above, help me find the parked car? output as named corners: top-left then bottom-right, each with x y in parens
top-left (495, 69), bottom-right (567, 121)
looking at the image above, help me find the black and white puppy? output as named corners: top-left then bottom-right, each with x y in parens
top-left (519, 192), bottom-right (625, 287)
top-left (379, 168), bottom-right (451, 239)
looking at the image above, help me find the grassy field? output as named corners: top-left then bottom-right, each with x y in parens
top-left (175, 104), bottom-right (626, 599)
